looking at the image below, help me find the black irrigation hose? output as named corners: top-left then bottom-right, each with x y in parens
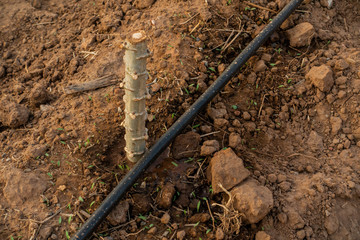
top-left (72, 0), bottom-right (304, 239)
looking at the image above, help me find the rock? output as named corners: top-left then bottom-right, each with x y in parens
top-left (134, 0), bottom-right (155, 9)
top-left (276, 0), bottom-right (289, 9)
top-left (148, 227), bottom-right (157, 234)
top-left (334, 59), bottom-right (349, 71)
top-left (39, 227), bottom-right (53, 239)
top-left (208, 148), bottom-right (250, 193)
top-left (244, 122), bottom-right (256, 132)
top-left (177, 230), bottom-right (186, 240)
top-left (243, 111), bottom-right (251, 121)
top-left (261, 54), bottom-right (272, 62)
top-left (255, 231), bottom-right (271, 240)
top-left (335, 76), bottom-right (347, 85)
top-left (0, 65), bottom-right (5, 78)
top-left (215, 228), bottom-right (225, 240)
top-left (352, 127), bottom-right (360, 140)
top-left (0, 99), bottom-right (30, 128)
top-left (307, 131), bottom-right (324, 152)
top-left (107, 200), bottom-right (129, 225)
top-left (254, 60), bottom-right (267, 72)
top-left (267, 174), bottom-right (277, 183)
top-left (29, 83), bottom-right (49, 107)
top-left (324, 215), bottom-right (339, 235)
top-left (214, 118), bottom-right (229, 128)
top-left (3, 169), bottom-right (47, 208)
top-left (31, 0), bottom-right (42, 8)
top-left (286, 22), bottom-right (315, 47)
top-left (296, 230), bottom-right (306, 239)
top-left (277, 174), bottom-right (286, 183)
top-left (157, 182), bottom-right (176, 209)
top-left (200, 140), bottom-right (220, 156)
top-left (80, 36), bottom-right (96, 50)
top-left (188, 213), bottom-right (210, 223)
top-left (278, 213), bottom-right (288, 224)
top-left (207, 107), bottom-right (227, 120)
top-left (24, 144), bottom-right (47, 159)
top-left (305, 65), bottom-right (334, 92)
top-left (287, 210), bottom-right (305, 229)
top-left (231, 179), bottom-right (274, 224)
top-left (160, 212), bottom-right (171, 224)
top-left (279, 181), bottom-right (291, 191)
top-left (337, 90), bottom-right (346, 99)
top-left (200, 125), bottom-right (212, 133)
top-left (171, 131), bottom-right (200, 160)
top-left (218, 63), bottom-right (226, 74)
top-left (330, 117), bottom-right (342, 135)
top-left (229, 133), bottom-right (241, 148)
top-left (150, 82), bottom-right (161, 92)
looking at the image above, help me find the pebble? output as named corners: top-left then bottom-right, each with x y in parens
top-left (200, 140), bottom-right (220, 156)
top-left (277, 174), bottom-right (286, 183)
top-left (161, 212), bottom-right (171, 224)
top-left (268, 174), bottom-right (277, 183)
top-left (255, 231), bottom-right (271, 240)
top-left (243, 111), bottom-right (251, 121)
top-left (148, 227), bottom-right (157, 234)
top-left (177, 230), bottom-right (186, 240)
top-left (278, 213), bottom-right (288, 224)
top-left (296, 230), bottom-right (306, 239)
top-left (215, 228), bottom-right (225, 240)
top-left (279, 181), bottom-right (291, 191)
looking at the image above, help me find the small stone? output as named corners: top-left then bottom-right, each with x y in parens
top-left (229, 133), bottom-right (241, 148)
top-left (286, 22), bottom-right (315, 47)
top-left (200, 140), bottom-right (220, 156)
top-left (24, 144), bottom-right (47, 160)
top-left (0, 66), bottom-right (6, 78)
top-left (208, 148), bottom-right (250, 193)
top-left (214, 118), bottom-right (229, 128)
top-left (347, 181), bottom-right (355, 189)
top-left (107, 200), bottom-right (129, 225)
top-left (304, 226), bottom-right (313, 238)
top-left (307, 131), bottom-right (324, 152)
top-left (161, 212), bottom-right (171, 224)
top-left (277, 174), bottom-right (286, 183)
top-left (218, 63), bottom-right (226, 74)
top-left (267, 174), bottom-right (277, 183)
top-left (305, 165), bottom-right (314, 173)
top-left (330, 117), bottom-right (342, 135)
top-left (261, 54), bottom-right (272, 62)
top-left (188, 213), bottom-right (210, 223)
top-left (150, 83), bottom-right (161, 93)
top-left (335, 76), bottom-right (347, 85)
top-left (288, 210), bottom-right (305, 229)
top-left (31, 0), bottom-right (42, 8)
top-left (157, 183), bottom-right (176, 209)
top-left (177, 230), bottom-right (186, 240)
top-left (133, 0), bottom-right (155, 9)
top-left (305, 65), bottom-right (334, 92)
top-left (80, 36), bottom-right (96, 50)
top-left (324, 215), bottom-right (339, 235)
top-left (215, 228), bottom-right (224, 240)
top-left (200, 125), bottom-right (212, 133)
top-left (243, 111), bottom-right (251, 121)
top-left (278, 213), bottom-right (288, 224)
top-left (334, 59), bottom-right (349, 71)
top-left (254, 60), bottom-right (267, 72)
top-left (337, 90), bottom-right (346, 99)
top-left (231, 179), bottom-right (274, 224)
top-left (279, 181), bottom-right (291, 191)
top-left (0, 99), bottom-right (30, 128)
top-left (255, 231), bottom-right (271, 240)
top-left (29, 83), bottom-right (49, 107)
top-left (207, 107), bottom-right (227, 120)
top-left (232, 119), bottom-right (241, 127)
top-left (39, 227), bottom-right (53, 239)
top-left (50, 234), bottom-right (58, 239)
top-left (344, 139), bottom-right (351, 149)
top-left (296, 230), bottom-right (306, 239)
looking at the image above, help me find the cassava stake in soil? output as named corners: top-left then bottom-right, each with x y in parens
top-left (122, 31), bottom-right (150, 162)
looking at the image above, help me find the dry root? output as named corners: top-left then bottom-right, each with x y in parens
top-left (212, 183), bottom-right (244, 235)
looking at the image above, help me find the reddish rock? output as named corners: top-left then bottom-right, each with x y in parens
top-left (0, 99), bottom-right (30, 128)
top-left (254, 60), bottom-right (267, 72)
top-left (24, 144), bottom-right (47, 160)
top-left (255, 231), bottom-right (271, 240)
top-left (133, 0), bottom-right (155, 9)
top-left (334, 59), bottom-right (349, 71)
top-left (305, 65), bottom-right (334, 92)
top-left (229, 133), bottom-right (241, 148)
top-left (287, 210), bottom-right (305, 229)
top-left (330, 117), bottom-right (342, 135)
top-left (286, 22), bottom-right (315, 47)
top-left (208, 148), bottom-right (250, 193)
top-left (207, 107), bottom-right (227, 120)
top-left (231, 179), bottom-right (274, 224)
top-left (188, 213), bottom-right (210, 223)
top-left (200, 140), bottom-right (220, 156)
top-left (157, 182), bottom-right (176, 209)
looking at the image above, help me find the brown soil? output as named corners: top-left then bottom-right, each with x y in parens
top-left (1, 0), bottom-right (360, 240)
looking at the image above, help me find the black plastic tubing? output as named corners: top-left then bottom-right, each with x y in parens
top-left (72, 0), bottom-right (304, 239)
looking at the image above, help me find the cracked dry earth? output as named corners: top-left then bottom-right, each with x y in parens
top-left (0, 0), bottom-right (360, 240)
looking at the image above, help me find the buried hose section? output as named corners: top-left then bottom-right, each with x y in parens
top-left (72, 0), bottom-right (304, 239)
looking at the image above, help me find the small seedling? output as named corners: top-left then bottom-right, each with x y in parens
top-left (78, 196), bottom-right (84, 202)
top-left (65, 230), bottom-right (70, 240)
top-left (59, 216), bottom-right (62, 224)
top-left (171, 161), bottom-right (178, 167)
top-left (208, 67), bottom-right (216, 72)
top-left (197, 200), bottom-right (201, 212)
top-left (68, 216), bottom-right (72, 224)
top-left (138, 214), bottom-right (147, 221)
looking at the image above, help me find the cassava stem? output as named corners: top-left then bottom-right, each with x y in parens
top-left (122, 31), bottom-right (150, 162)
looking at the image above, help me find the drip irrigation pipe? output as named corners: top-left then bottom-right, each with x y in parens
top-left (72, 0), bottom-right (304, 239)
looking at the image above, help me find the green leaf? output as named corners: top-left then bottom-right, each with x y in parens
top-left (68, 215), bottom-right (72, 224)
top-left (197, 200), bottom-right (201, 212)
top-left (79, 196), bottom-right (84, 202)
top-left (57, 128), bottom-right (64, 131)
top-left (90, 201), bottom-right (96, 208)
top-left (138, 214), bottom-right (147, 221)
top-left (171, 161), bottom-right (178, 167)
top-left (65, 231), bottom-right (70, 240)
top-left (231, 105), bottom-right (238, 110)
top-left (208, 67), bottom-right (216, 72)
top-left (59, 216), bottom-right (62, 224)
top-left (60, 140), bottom-right (66, 145)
